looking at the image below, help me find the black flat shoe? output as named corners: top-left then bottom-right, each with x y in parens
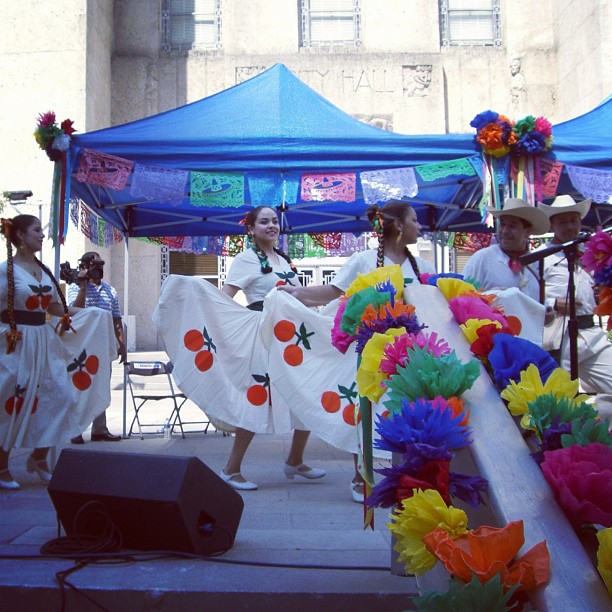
top-left (71, 435), bottom-right (85, 444)
top-left (91, 432), bottom-right (122, 442)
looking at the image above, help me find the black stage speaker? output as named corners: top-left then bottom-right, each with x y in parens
top-left (48, 448), bottom-right (244, 555)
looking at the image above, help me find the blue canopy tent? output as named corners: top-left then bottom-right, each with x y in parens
top-left (66, 64), bottom-right (611, 238)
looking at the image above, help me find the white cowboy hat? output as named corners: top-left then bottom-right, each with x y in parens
top-left (538, 194), bottom-right (592, 220)
top-left (486, 198), bottom-right (550, 235)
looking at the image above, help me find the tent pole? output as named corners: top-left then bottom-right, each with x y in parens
top-left (122, 236), bottom-right (129, 438)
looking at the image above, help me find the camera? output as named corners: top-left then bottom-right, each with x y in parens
top-left (59, 262), bottom-right (81, 284)
top-left (59, 255), bottom-right (105, 285)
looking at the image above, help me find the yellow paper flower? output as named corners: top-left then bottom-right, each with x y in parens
top-left (356, 329), bottom-right (405, 402)
top-left (344, 264), bottom-right (404, 297)
top-left (460, 318), bottom-right (502, 343)
top-left (597, 528), bottom-right (612, 595)
top-left (500, 364), bottom-right (589, 427)
top-left (387, 488), bottom-right (468, 576)
top-left (436, 277), bottom-right (477, 300)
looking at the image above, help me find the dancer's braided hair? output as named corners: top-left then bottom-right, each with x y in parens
top-left (365, 202), bottom-right (422, 279)
top-left (244, 207), bottom-right (299, 276)
top-left (1, 215), bottom-right (71, 353)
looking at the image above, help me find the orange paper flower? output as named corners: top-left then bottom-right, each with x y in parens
top-left (422, 520), bottom-right (550, 593)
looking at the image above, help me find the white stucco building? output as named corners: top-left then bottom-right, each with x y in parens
top-left (1, 0), bottom-right (610, 349)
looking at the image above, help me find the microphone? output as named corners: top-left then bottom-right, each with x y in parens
top-left (519, 233), bottom-right (592, 266)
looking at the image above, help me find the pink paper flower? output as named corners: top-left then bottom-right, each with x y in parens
top-left (582, 230), bottom-right (612, 275)
top-left (534, 116), bottom-right (553, 138)
top-left (541, 443), bottom-right (612, 528)
top-left (379, 331), bottom-right (451, 375)
top-left (37, 111), bottom-right (57, 127)
top-left (330, 298), bottom-right (354, 353)
top-left (449, 295), bottom-right (507, 326)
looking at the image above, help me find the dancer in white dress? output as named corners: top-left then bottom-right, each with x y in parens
top-left (279, 201), bottom-right (435, 501)
top-left (0, 215), bottom-right (116, 489)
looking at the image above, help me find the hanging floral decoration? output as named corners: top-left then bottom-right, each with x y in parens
top-left (471, 109), bottom-right (554, 219)
top-left (34, 111), bottom-right (76, 162)
top-left (34, 111), bottom-right (77, 246)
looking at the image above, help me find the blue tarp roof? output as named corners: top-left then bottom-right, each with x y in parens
top-left (68, 64), bottom-right (611, 237)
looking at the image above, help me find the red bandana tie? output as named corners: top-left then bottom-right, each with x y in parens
top-left (505, 249), bottom-right (528, 274)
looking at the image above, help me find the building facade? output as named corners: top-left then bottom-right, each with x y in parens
top-left (1, 0), bottom-right (609, 349)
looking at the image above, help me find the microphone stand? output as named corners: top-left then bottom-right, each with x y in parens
top-left (519, 226), bottom-right (612, 381)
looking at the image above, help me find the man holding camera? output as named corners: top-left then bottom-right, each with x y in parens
top-left (67, 251), bottom-right (127, 443)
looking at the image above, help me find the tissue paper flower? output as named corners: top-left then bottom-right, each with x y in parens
top-left (341, 286), bottom-right (394, 335)
top-left (355, 302), bottom-right (423, 354)
top-left (449, 472), bottom-right (489, 509)
top-left (523, 392), bottom-right (600, 439)
top-left (541, 443), bottom-right (612, 528)
top-left (469, 323), bottom-right (514, 358)
top-left (424, 272), bottom-right (465, 287)
top-left (373, 397), bottom-right (471, 457)
top-left (379, 331), bottom-right (451, 375)
top-left (488, 334), bottom-right (558, 391)
top-left (388, 488), bottom-right (468, 576)
top-left (460, 319), bottom-right (503, 344)
top-left (436, 277), bottom-right (479, 300)
top-left (423, 521), bottom-right (550, 594)
top-left (356, 329), bottom-right (405, 402)
top-left (368, 459), bottom-right (452, 508)
top-left (471, 111), bottom-right (517, 157)
top-left (344, 264), bottom-right (404, 297)
top-left (512, 115), bottom-right (553, 156)
top-left (581, 230), bottom-right (612, 275)
top-left (500, 364), bottom-right (588, 418)
top-left (385, 347), bottom-right (480, 410)
top-left (597, 528), bottom-right (612, 595)
top-left (330, 298), bottom-right (354, 353)
top-left (449, 295), bottom-right (508, 326)
top-left (413, 574), bottom-right (518, 612)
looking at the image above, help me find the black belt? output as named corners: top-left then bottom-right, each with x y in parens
top-left (1, 309), bottom-right (46, 326)
top-left (247, 301), bottom-right (264, 312)
top-left (576, 315), bottom-right (595, 330)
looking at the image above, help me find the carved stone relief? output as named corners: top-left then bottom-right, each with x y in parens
top-left (402, 65), bottom-right (432, 97)
top-left (510, 54), bottom-right (526, 110)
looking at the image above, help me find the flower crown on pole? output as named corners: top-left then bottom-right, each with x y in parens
top-left (34, 111), bottom-right (76, 161)
top-left (470, 110), bottom-right (553, 157)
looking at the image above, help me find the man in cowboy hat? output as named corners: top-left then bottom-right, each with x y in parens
top-left (462, 198), bottom-right (550, 345)
top-left (539, 194), bottom-right (612, 418)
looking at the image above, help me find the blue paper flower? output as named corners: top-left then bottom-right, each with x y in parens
top-left (449, 472), bottom-right (489, 508)
top-left (470, 110), bottom-right (499, 131)
top-left (373, 398), bottom-right (471, 457)
top-left (425, 272), bottom-right (465, 287)
top-left (488, 334), bottom-right (558, 390)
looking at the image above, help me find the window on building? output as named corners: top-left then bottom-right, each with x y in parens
top-left (300, 0), bottom-right (361, 48)
top-left (162, 0), bottom-right (222, 51)
top-left (440, 0), bottom-right (501, 47)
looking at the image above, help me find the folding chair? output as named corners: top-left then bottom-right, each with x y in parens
top-left (125, 360), bottom-right (209, 439)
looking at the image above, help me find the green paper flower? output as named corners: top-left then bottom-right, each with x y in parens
top-left (384, 346), bottom-right (480, 414)
top-left (525, 393), bottom-right (600, 439)
top-left (413, 574), bottom-right (518, 612)
top-left (561, 417), bottom-right (612, 448)
top-left (340, 286), bottom-right (392, 335)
